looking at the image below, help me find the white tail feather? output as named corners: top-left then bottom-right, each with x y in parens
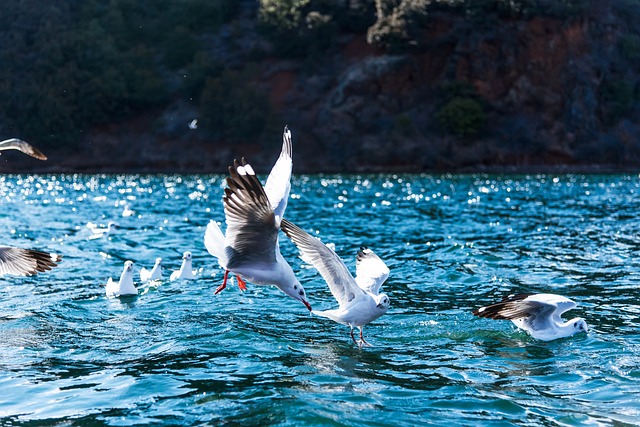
top-left (204, 220), bottom-right (227, 266)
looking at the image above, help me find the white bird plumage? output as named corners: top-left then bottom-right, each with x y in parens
top-left (473, 293), bottom-right (588, 341)
top-left (140, 257), bottom-right (163, 282)
top-left (88, 221), bottom-right (118, 240)
top-left (204, 126), bottom-right (311, 311)
top-left (280, 220), bottom-right (390, 347)
top-left (106, 260), bottom-right (137, 297)
top-left (170, 251), bottom-right (195, 281)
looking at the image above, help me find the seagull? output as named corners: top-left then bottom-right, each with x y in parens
top-left (188, 119), bottom-right (198, 129)
top-left (105, 260), bottom-right (137, 297)
top-left (0, 246), bottom-right (61, 276)
top-left (140, 257), bottom-right (163, 283)
top-left (170, 251), bottom-right (195, 281)
top-left (88, 221), bottom-right (118, 240)
top-left (0, 138), bottom-right (47, 160)
top-left (204, 127), bottom-right (311, 311)
top-left (280, 220), bottom-right (390, 347)
top-left (472, 293), bottom-right (588, 341)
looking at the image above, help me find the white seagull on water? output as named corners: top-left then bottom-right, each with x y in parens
top-left (88, 221), bottom-right (118, 240)
top-left (472, 293), bottom-right (588, 341)
top-left (106, 260), bottom-right (137, 297)
top-left (170, 251), bottom-right (195, 281)
top-left (204, 127), bottom-right (311, 311)
top-left (281, 220), bottom-right (391, 347)
top-left (0, 138), bottom-right (48, 160)
top-left (140, 257), bottom-right (163, 282)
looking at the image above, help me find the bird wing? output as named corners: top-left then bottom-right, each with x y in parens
top-left (354, 247), bottom-right (389, 295)
top-left (472, 293), bottom-right (560, 331)
top-left (526, 293), bottom-right (577, 323)
top-left (280, 218), bottom-right (366, 309)
top-left (263, 126), bottom-right (293, 220)
top-left (223, 158), bottom-right (279, 268)
top-left (0, 138), bottom-right (47, 160)
top-left (0, 246), bottom-right (60, 276)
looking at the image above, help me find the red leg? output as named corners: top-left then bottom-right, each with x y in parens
top-left (359, 327), bottom-right (372, 347)
top-left (235, 275), bottom-right (247, 291)
top-left (214, 270), bottom-right (230, 295)
top-left (350, 327), bottom-right (359, 347)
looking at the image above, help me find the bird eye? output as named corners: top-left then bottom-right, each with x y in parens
top-left (299, 290), bottom-right (304, 296)
top-left (294, 285), bottom-right (298, 290)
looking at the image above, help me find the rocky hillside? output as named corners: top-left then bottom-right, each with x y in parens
top-left (2, 0), bottom-right (639, 173)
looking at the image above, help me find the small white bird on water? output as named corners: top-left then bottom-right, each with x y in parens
top-left (88, 221), bottom-right (118, 240)
top-left (0, 246), bottom-right (61, 276)
top-left (106, 260), bottom-right (137, 297)
top-left (204, 127), bottom-right (312, 311)
top-left (170, 251), bottom-right (195, 281)
top-left (140, 257), bottom-right (163, 283)
top-left (0, 138), bottom-right (48, 160)
top-left (472, 293), bottom-right (588, 341)
top-left (281, 220), bottom-right (391, 347)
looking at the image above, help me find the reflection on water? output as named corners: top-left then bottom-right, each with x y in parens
top-left (0, 174), bottom-right (639, 425)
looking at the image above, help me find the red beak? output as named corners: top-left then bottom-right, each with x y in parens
top-left (302, 300), bottom-right (312, 312)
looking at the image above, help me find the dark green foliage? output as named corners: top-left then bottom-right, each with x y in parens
top-left (436, 97), bottom-right (486, 137)
top-left (199, 68), bottom-right (274, 143)
top-left (257, 0), bottom-right (375, 58)
top-left (0, 0), bottom-right (235, 145)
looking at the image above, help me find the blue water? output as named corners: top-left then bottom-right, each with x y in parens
top-left (0, 173), bottom-right (639, 426)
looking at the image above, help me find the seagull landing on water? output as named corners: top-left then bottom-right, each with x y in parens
top-left (106, 261), bottom-right (137, 297)
top-left (140, 257), bottom-right (163, 283)
top-left (170, 251), bottom-right (195, 281)
top-left (0, 246), bottom-right (61, 276)
top-left (472, 293), bottom-right (588, 341)
top-left (281, 220), bottom-right (391, 348)
top-left (0, 138), bottom-right (47, 160)
top-left (204, 126), bottom-right (311, 312)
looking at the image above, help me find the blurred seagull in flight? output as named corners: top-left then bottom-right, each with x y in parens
top-left (106, 260), bottom-right (137, 297)
top-left (170, 251), bottom-right (195, 281)
top-left (281, 220), bottom-right (391, 347)
top-left (188, 119), bottom-right (198, 129)
top-left (473, 293), bottom-right (588, 341)
top-left (204, 127), bottom-right (311, 311)
top-left (0, 138), bottom-right (47, 160)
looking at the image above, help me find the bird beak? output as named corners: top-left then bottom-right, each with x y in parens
top-left (302, 300), bottom-right (312, 312)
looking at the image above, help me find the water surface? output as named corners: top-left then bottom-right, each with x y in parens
top-left (0, 173), bottom-right (638, 426)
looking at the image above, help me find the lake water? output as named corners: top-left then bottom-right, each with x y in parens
top-left (0, 173), bottom-right (639, 426)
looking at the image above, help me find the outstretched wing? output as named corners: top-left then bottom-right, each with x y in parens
top-left (263, 126), bottom-right (293, 220)
top-left (354, 247), bottom-right (389, 295)
top-left (223, 158), bottom-right (279, 268)
top-left (281, 219), bottom-right (366, 308)
top-left (0, 246), bottom-right (60, 276)
top-left (0, 138), bottom-right (47, 160)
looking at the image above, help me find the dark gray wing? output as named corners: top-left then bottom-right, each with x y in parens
top-left (223, 158), bottom-right (279, 268)
top-left (280, 218), bottom-right (366, 308)
top-left (0, 246), bottom-right (61, 276)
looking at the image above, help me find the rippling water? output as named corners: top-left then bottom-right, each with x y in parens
top-left (0, 173), bottom-right (639, 426)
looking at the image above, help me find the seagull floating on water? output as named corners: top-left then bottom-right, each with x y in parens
top-left (88, 221), bottom-right (118, 240)
top-left (170, 251), bottom-right (195, 281)
top-left (140, 257), bottom-right (163, 282)
top-left (281, 220), bottom-right (390, 347)
top-left (472, 293), bottom-right (588, 341)
top-left (0, 246), bottom-right (61, 276)
top-left (106, 260), bottom-right (137, 297)
top-left (0, 138), bottom-right (47, 160)
top-left (204, 127), bottom-right (311, 311)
